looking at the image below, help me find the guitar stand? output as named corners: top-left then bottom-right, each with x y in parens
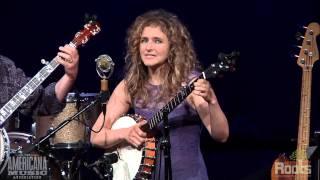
top-left (159, 109), bottom-right (172, 180)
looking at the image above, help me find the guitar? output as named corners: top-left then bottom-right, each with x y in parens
top-left (111, 51), bottom-right (238, 180)
top-left (271, 22), bottom-right (320, 180)
top-left (0, 21), bottom-right (101, 174)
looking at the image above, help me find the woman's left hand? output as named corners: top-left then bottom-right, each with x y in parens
top-left (192, 79), bottom-right (217, 104)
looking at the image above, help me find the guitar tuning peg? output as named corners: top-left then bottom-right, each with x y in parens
top-left (295, 32), bottom-right (305, 41)
top-left (41, 59), bottom-right (49, 65)
top-left (84, 13), bottom-right (98, 23)
top-left (291, 45), bottom-right (302, 49)
top-left (300, 25), bottom-right (315, 36)
top-left (290, 54), bottom-right (299, 59)
top-left (231, 51), bottom-right (240, 58)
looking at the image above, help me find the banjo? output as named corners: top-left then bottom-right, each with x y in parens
top-left (111, 52), bottom-right (238, 180)
top-left (0, 21), bottom-right (101, 174)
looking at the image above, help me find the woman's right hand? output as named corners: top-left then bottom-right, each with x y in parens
top-left (124, 120), bottom-right (147, 148)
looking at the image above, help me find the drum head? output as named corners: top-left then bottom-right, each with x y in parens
top-left (4, 132), bottom-right (60, 180)
top-left (7, 132), bottom-right (34, 155)
top-left (35, 92), bottom-right (101, 144)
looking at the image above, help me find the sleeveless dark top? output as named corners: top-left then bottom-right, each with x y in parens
top-left (134, 74), bottom-right (209, 180)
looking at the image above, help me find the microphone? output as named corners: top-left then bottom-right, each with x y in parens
top-left (218, 51), bottom-right (240, 61)
top-left (95, 54), bottom-right (115, 117)
top-left (96, 54), bottom-right (115, 79)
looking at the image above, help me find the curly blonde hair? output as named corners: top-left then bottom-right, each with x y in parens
top-left (124, 9), bottom-right (200, 107)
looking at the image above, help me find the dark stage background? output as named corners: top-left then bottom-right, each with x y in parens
top-left (0, 0), bottom-right (319, 179)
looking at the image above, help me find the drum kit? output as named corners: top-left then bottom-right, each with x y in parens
top-left (0, 55), bottom-right (117, 180)
top-left (1, 92), bottom-right (109, 180)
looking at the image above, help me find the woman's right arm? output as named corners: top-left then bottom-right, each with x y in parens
top-left (90, 80), bottom-right (147, 149)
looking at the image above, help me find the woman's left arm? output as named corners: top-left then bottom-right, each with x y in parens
top-left (188, 79), bottom-right (229, 142)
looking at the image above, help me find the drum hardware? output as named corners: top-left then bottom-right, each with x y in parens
top-left (7, 132), bottom-right (35, 155)
top-left (2, 92), bottom-right (105, 179)
top-left (3, 132), bottom-right (56, 180)
top-left (24, 97), bottom-right (99, 154)
top-left (50, 141), bottom-right (91, 161)
top-left (0, 95), bottom-right (104, 179)
top-left (21, 97), bottom-right (99, 180)
top-left (31, 122), bottom-right (36, 137)
top-left (84, 153), bottom-right (118, 180)
top-left (51, 92), bottom-right (95, 147)
top-left (56, 150), bottom-right (83, 180)
top-left (30, 92), bottom-right (103, 180)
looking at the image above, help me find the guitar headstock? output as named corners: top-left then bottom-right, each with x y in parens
top-left (204, 50), bottom-right (239, 79)
top-left (71, 21), bottom-right (101, 47)
top-left (296, 22), bottom-right (320, 69)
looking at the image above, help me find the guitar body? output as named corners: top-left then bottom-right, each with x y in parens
top-left (271, 157), bottom-right (294, 180)
top-left (111, 114), bottom-right (156, 180)
top-left (271, 155), bottom-right (310, 180)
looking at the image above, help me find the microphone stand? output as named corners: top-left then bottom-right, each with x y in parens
top-left (160, 108), bottom-right (172, 180)
top-left (24, 98), bottom-right (99, 154)
top-left (100, 78), bottom-right (109, 116)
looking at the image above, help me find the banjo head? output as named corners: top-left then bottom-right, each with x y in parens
top-left (0, 128), bottom-right (10, 174)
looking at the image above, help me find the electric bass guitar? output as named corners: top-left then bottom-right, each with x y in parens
top-left (271, 22), bottom-right (320, 180)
